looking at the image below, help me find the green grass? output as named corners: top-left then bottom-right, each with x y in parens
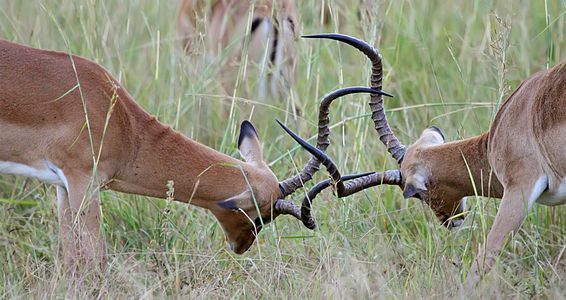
top-left (1, 0), bottom-right (565, 298)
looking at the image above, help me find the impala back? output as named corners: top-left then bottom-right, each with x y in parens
top-left (0, 39), bottom-right (134, 181)
top-left (488, 62), bottom-right (566, 205)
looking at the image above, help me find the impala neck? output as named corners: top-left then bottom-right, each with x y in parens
top-left (425, 133), bottom-right (503, 199)
top-left (110, 117), bottom-right (249, 208)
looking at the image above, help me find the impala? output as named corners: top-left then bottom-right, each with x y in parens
top-left (290, 33), bottom-right (565, 287)
top-left (177, 0), bottom-right (298, 103)
top-left (0, 38), bottom-right (389, 269)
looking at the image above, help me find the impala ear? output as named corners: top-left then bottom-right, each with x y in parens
top-left (217, 189), bottom-right (252, 211)
top-left (237, 120), bottom-right (263, 164)
top-left (419, 126), bottom-right (445, 145)
top-left (429, 126), bottom-right (445, 141)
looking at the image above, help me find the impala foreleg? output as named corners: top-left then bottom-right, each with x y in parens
top-left (56, 186), bottom-right (77, 268)
top-left (467, 180), bottom-right (544, 287)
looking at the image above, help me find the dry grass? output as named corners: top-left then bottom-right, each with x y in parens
top-left (0, 0), bottom-right (565, 298)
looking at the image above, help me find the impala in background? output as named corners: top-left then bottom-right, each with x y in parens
top-left (291, 33), bottom-right (565, 287)
top-left (177, 0), bottom-right (298, 110)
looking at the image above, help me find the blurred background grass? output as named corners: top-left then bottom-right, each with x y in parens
top-left (0, 0), bottom-right (565, 298)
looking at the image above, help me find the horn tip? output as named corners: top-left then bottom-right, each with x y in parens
top-left (301, 33), bottom-right (328, 38)
top-left (380, 90), bottom-right (394, 98)
top-left (301, 33), bottom-right (345, 39)
top-left (275, 119), bottom-right (291, 132)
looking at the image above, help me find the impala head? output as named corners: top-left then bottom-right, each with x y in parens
top-left (210, 118), bottom-right (357, 254)
top-left (400, 127), bottom-right (466, 228)
top-left (301, 33), bottom-right (468, 230)
top-left (205, 121), bottom-right (279, 254)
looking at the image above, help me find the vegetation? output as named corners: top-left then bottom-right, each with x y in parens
top-left (0, 0), bottom-right (564, 298)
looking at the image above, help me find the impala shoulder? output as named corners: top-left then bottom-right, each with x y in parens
top-left (489, 73), bottom-right (538, 137)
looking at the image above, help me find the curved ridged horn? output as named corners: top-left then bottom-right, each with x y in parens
top-left (303, 33), bottom-right (406, 163)
top-left (300, 170), bottom-right (402, 229)
top-left (299, 171), bottom-right (376, 229)
top-left (277, 119), bottom-right (342, 185)
top-left (273, 199), bottom-right (301, 220)
top-left (278, 87), bottom-right (391, 197)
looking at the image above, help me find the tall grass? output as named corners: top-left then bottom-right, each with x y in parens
top-left (1, 0), bottom-right (565, 298)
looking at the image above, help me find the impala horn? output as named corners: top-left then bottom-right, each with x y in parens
top-left (274, 87), bottom-right (393, 227)
top-left (293, 33), bottom-right (408, 228)
top-left (277, 118), bottom-right (402, 229)
top-left (303, 33), bottom-right (406, 163)
top-left (278, 87), bottom-right (392, 197)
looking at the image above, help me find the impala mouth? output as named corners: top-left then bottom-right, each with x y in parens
top-left (226, 226), bottom-right (263, 255)
top-left (227, 242), bottom-right (234, 252)
top-left (227, 240), bottom-right (254, 255)
top-left (443, 216), bottom-right (465, 230)
top-left (439, 212), bottom-right (465, 229)
top-left (449, 218), bottom-right (464, 229)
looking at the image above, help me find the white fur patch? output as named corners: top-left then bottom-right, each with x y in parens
top-left (528, 176), bottom-right (548, 210)
top-left (460, 197), bottom-right (468, 211)
top-left (257, 18), bottom-right (272, 99)
top-left (45, 160), bottom-right (69, 192)
top-left (0, 160), bottom-right (68, 191)
top-left (56, 186), bottom-right (67, 209)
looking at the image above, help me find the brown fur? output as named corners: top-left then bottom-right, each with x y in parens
top-left (398, 62), bottom-right (566, 287)
top-left (0, 39), bottom-right (284, 268)
top-left (401, 132), bottom-right (504, 225)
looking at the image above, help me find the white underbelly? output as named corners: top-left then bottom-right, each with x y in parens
top-left (0, 160), bottom-right (68, 189)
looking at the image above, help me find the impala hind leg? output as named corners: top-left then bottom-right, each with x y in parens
top-left (467, 180), bottom-right (545, 288)
top-left (57, 175), bottom-right (105, 273)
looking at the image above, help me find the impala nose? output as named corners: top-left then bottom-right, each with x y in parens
top-left (449, 218), bottom-right (464, 229)
top-left (226, 240), bottom-right (253, 254)
top-left (440, 213), bottom-right (465, 229)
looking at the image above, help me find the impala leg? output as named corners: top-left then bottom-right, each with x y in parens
top-left (57, 175), bottom-right (105, 273)
top-left (467, 187), bottom-right (536, 288)
top-left (56, 186), bottom-right (77, 271)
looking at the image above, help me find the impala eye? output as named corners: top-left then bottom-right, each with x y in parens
top-left (217, 199), bottom-right (238, 211)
